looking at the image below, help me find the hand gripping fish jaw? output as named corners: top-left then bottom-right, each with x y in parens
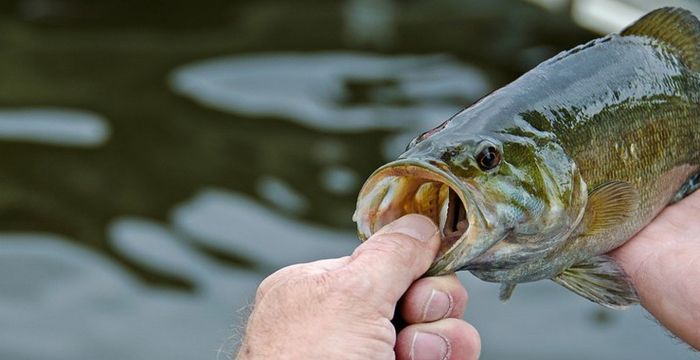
top-left (353, 159), bottom-right (504, 277)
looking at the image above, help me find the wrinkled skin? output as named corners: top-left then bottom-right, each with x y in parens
top-left (237, 215), bottom-right (480, 360)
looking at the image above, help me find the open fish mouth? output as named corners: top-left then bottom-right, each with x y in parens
top-left (353, 160), bottom-right (476, 265)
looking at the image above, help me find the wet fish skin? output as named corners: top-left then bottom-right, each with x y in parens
top-left (354, 7), bottom-right (700, 308)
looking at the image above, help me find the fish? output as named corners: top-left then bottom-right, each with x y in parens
top-left (353, 7), bottom-right (700, 309)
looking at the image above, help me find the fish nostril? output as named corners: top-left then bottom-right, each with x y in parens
top-left (428, 160), bottom-right (450, 171)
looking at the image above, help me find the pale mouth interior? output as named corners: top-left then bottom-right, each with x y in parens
top-left (363, 172), bottom-right (469, 254)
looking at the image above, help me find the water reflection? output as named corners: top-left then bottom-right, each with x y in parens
top-left (170, 52), bottom-right (488, 132)
top-left (0, 108), bottom-right (109, 146)
top-left (0, 232), bottom-right (261, 360)
top-left (319, 165), bottom-right (359, 195)
top-left (0, 0), bottom-right (696, 358)
top-left (255, 176), bottom-right (309, 215)
top-left (172, 189), bottom-right (357, 271)
top-left (171, 52), bottom-right (490, 161)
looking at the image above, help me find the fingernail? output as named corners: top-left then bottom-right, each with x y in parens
top-left (411, 331), bottom-right (449, 360)
top-left (423, 290), bottom-right (453, 321)
top-left (382, 214), bottom-right (437, 243)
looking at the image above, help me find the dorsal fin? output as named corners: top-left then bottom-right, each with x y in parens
top-left (621, 7), bottom-right (700, 71)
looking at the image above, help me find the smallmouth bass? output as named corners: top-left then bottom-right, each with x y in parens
top-left (353, 7), bottom-right (700, 308)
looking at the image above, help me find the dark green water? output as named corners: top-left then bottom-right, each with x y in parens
top-left (0, 1), bottom-right (695, 359)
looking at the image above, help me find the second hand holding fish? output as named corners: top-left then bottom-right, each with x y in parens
top-left (612, 189), bottom-right (700, 349)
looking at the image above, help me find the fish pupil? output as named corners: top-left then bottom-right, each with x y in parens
top-left (477, 146), bottom-right (501, 171)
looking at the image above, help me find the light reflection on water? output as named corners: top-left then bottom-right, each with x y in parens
top-left (0, 0), bottom-right (696, 359)
top-left (170, 52), bottom-right (489, 132)
top-left (0, 108), bottom-right (109, 146)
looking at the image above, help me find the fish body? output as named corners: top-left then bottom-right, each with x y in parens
top-left (353, 7), bottom-right (700, 308)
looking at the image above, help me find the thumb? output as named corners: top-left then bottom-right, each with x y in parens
top-left (346, 214), bottom-right (441, 309)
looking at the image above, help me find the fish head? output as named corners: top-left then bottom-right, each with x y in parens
top-left (353, 114), bottom-right (588, 277)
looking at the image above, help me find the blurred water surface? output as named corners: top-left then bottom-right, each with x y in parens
top-left (0, 0), bottom-right (696, 359)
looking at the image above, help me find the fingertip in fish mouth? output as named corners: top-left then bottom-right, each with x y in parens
top-left (354, 161), bottom-right (471, 261)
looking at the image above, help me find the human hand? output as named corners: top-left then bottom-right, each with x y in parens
top-left (611, 190), bottom-right (700, 349)
top-left (236, 214), bottom-right (480, 360)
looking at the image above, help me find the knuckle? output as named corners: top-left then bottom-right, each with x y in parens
top-left (329, 268), bottom-right (375, 299)
top-left (255, 265), bottom-right (300, 300)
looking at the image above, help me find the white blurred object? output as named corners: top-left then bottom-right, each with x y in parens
top-left (109, 218), bottom-right (211, 281)
top-left (525, 0), bottom-right (700, 34)
top-left (255, 176), bottom-right (309, 215)
top-left (572, 0), bottom-right (644, 33)
top-left (319, 166), bottom-right (359, 195)
top-left (342, 0), bottom-right (396, 47)
top-left (0, 233), bottom-right (262, 360)
top-left (523, 0), bottom-right (569, 12)
top-left (171, 188), bottom-right (357, 269)
top-left (0, 108), bottom-right (110, 147)
top-left (170, 52), bottom-right (487, 132)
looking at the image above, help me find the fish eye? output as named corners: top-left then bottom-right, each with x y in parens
top-left (476, 144), bottom-right (502, 171)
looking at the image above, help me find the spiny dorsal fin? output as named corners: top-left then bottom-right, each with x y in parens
top-left (553, 255), bottom-right (639, 309)
top-left (580, 181), bottom-right (639, 236)
top-left (621, 7), bottom-right (700, 71)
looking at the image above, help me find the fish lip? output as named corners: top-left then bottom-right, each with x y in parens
top-left (354, 158), bottom-right (493, 274)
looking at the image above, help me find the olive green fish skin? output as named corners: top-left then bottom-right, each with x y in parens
top-left (394, 28), bottom-right (700, 281)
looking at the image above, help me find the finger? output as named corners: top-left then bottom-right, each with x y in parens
top-left (344, 214), bottom-right (440, 308)
top-left (400, 273), bottom-right (468, 324)
top-left (396, 318), bottom-right (481, 360)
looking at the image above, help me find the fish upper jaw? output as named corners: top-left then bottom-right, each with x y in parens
top-left (353, 158), bottom-right (503, 274)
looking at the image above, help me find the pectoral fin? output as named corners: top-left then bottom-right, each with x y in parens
top-left (552, 255), bottom-right (639, 309)
top-left (580, 181), bottom-right (639, 236)
top-left (499, 283), bottom-right (516, 302)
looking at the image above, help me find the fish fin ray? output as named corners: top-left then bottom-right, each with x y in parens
top-left (499, 283), bottom-right (516, 302)
top-left (621, 7), bottom-right (700, 71)
top-left (672, 171), bottom-right (700, 203)
top-left (581, 181), bottom-right (640, 236)
top-left (553, 255), bottom-right (639, 309)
